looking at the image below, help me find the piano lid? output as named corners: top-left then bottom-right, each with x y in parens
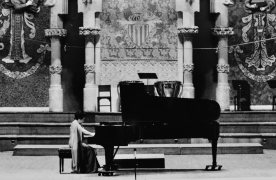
top-left (118, 81), bottom-right (221, 124)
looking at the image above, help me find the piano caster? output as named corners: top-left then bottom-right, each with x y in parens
top-left (205, 165), bottom-right (222, 171)
top-left (98, 170), bottom-right (114, 176)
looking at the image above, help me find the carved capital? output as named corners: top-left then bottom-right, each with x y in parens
top-left (84, 64), bottom-right (95, 74)
top-left (183, 64), bottom-right (194, 72)
top-left (49, 65), bottom-right (62, 75)
top-left (212, 27), bottom-right (234, 36)
top-left (45, 29), bottom-right (67, 37)
top-left (79, 27), bottom-right (101, 36)
top-left (178, 26), bottom-right (199, 35)
top-left (217, 64), bottom-right (230, 73)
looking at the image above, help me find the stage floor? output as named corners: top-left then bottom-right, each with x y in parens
top-left (0, 149), bottom-right (275, 180)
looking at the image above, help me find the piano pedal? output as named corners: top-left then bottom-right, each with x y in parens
top-left (97, 164), bottom-right (117, 176)
top-left (205, 164), bottom-right (222, 171)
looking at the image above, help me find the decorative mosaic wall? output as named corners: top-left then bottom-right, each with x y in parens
top-left (100, 60), bottom-right (178, 85)
top-left (99, 0), bottom-right (178, 85)
top-left (228, 0), bottom-right (276, 105)
top-left (0, 2), bottom-right (50, 107)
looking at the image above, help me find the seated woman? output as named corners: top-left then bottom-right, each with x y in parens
top-left (69, 112), bottom-right (99, 173)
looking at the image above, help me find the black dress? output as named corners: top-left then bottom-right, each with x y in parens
top-left (79, 143), bottom-right (100, 173)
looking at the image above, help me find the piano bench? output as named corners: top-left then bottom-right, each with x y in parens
top-left (58, 147), bottom-right (72, 174)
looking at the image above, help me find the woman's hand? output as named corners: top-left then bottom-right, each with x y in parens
top-left (82, 143), bottom-right (89, 147)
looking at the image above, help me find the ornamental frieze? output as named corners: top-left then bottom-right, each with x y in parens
top-left (100, 60), bottom-right (177, 85)
top-left (79, 27), bottom-right (101, 36)
top-left (177, 26), bottom-right (199, 35)
top-left (183, 64), bottom-right (194, 72)
top-left (49, 65), bottom-right (62, 75)
top-left (212, 27), bottom-right (234, 36)
top-left (84, 64), bottom-right (95, 74)
top-left (45, 29), bottom-right (67, 37)
top-left (217, 64), bottom-right (230, 73)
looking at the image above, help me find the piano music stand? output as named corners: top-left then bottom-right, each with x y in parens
top-left (138, 73), bottom-right (158, 84)
top-left (138, 73), bottom-right (158, 95)
top-left (232, 80), bottom-right (251, 111)
top-left (267, 80), bottom-right (276, 110)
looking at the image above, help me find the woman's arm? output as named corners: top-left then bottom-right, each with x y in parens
top-left (77, 123), bottom-right (94, 136)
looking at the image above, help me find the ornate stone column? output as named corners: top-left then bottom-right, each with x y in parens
top-left (176, 0), bottom-right (199, 98)
top-left (211, 0), bottom-right (234, 110)
top-left (178, 27), bottom-right (198, 98)
top-left (79, 28), bottom-right (100, 112)
top-left (45, 0), bottom-right (68, 112)
top-left (212, 27), bottom-right (234, 110)
top-left (78, 0), bottom-right (102, 112)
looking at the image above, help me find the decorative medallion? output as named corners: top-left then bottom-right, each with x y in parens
top-left (229, 1), bottom-right (276, 82)
top-left (0, 1), bottom-right (50, 107)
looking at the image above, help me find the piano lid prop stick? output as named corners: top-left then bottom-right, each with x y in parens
top-left (134, 148), bottom-right (137, 180)
top-left (113, 146), bottom-right (120, 159)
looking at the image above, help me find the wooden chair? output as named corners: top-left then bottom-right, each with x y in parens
top-left (97, 85), bottom-right (112, 112)
top-left (272, 96), bottom-right (276, 110)
top-left (232, 80), bottom-right (251, 111)
top-left (267, 80), bottom-right (276, 110)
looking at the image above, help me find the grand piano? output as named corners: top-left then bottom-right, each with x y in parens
top-left (88, 81), bottom-right (222, 175)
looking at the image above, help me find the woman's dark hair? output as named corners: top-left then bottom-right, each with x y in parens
top-left (74, 111), bottom-right (85, 120)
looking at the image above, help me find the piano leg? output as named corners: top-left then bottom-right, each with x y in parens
top-left (98, 145), bottom-right (115, 176)
top-left (205, 139), bottom-right (222, 171)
